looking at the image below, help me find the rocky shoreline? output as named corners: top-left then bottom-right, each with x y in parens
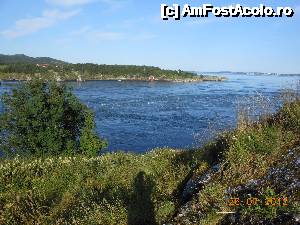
top-left (0, 75), bottom-right (227, 83)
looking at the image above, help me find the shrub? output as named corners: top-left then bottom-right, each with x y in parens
top-left (0, 79), bottom-right (107, 157)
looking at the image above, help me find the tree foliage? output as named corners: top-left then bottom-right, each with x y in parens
top-left (0, 79), bottom-right (107, 157)
top-left (0, 62), bottom-right (197, 80)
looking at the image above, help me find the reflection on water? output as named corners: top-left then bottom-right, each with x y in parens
top-left (0, 74), bottom-right (299, 153)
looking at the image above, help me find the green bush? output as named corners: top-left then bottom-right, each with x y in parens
top-left (279, 101), bottom-right (300, 131)
top-left (0, 79), bottom-right (107, 157)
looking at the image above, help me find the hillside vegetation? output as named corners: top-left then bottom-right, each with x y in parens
top-left (0, 54), bottom-right (66, 65)
top-left (0, 92), bottom-right (299, 224)
top-left (0, 54), bottom-right (224, 82)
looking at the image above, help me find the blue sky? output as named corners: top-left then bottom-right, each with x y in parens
top-left (0, 0), bottom-right (299, 73)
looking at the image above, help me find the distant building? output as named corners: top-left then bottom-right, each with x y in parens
top-left (77, 75), bottom-right (82, 82)
top-left (148, 76), bottom-right (155, 81)
top-left (36, 64), bottom-right (49, 68)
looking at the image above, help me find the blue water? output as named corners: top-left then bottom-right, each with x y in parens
top-left (0, 74), bottom-right (299, 153)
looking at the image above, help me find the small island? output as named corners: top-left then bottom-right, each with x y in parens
top-left (0, 54), bottom-right (226, 82)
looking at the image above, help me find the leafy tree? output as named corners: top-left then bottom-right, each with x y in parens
top-left (0, 79), bottom-right (107, 157)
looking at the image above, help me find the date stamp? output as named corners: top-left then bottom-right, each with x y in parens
top-left (217, 196), bottom-right (289, 214)
top-left (227, 197), bottom-right (289, 207)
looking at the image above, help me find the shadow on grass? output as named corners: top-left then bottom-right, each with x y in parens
top-left (128, 171), bottom-right (157, 225)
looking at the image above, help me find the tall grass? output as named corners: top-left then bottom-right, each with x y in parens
top-left (0, 149), bottom-right (204, 225)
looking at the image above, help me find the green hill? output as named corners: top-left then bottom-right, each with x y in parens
top-left (0, 54), bottom-right (66, 65)
top-left (0, 54), bottom-right (225, 82)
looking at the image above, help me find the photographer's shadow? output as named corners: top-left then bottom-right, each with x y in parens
top-left (128, 171), bottom-right (157, 225)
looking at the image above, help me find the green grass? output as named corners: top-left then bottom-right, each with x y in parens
top-left (0, 149), bottom-right (203, 225)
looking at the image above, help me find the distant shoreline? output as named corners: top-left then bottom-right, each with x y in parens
top-left (0, 76), bottom-right (227, 83)
top-left (0, 57), bottom-right (227, 83)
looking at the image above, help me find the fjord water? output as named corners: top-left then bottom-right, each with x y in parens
top-left (0, 74), bottom-right (299, 153)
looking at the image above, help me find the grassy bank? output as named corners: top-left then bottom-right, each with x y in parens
top-left (0, 99), bottom-right (300, 224)
top-left (172, 99), bottom-right (300, 224)
top-left (0, 149), bottom-right (205, 225)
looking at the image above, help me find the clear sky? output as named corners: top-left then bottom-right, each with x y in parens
top-left (0, 0), bottom-right (299, 73)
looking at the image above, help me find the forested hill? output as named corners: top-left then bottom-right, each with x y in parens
top-left (0, 54), bottom-right (225, 82)
top-left (0, 54), bottom-right (66, 65)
